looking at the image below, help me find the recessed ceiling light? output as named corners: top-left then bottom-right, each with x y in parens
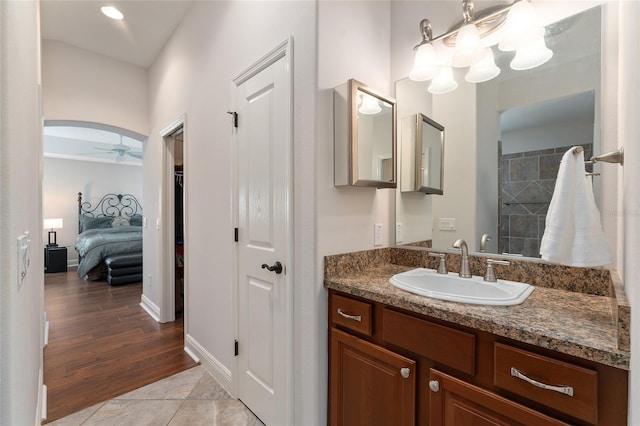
top-left (101, 6), bottom-right (124, 21)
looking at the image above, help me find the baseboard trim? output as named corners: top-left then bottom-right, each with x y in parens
top-left (185, 333), bottom-right (236, 397)
top-left (140, 294), bottom-right (160, 322)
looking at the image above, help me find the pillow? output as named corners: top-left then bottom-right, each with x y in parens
top-left (129, 214), bottom-right (143, 226)
top-left (79, 215), bottom-right (112, 233)
top-left (110, 216), bottom-right (130, 227)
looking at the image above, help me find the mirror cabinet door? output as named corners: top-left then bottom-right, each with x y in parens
top-left (417, 114), bottom-right (444, 194)
top-left (400, 113), bottom-right (444, 194)
top-left (334, 79), bottom-right (396, 188)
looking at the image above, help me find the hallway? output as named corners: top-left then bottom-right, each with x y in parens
top-left (44, 271), bottom-right (196, 422)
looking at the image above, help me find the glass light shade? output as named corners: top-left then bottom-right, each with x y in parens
top-left (44, 218), bottom-right (63, 229)
top-left (409, 44), bottom-right (438, 81)
top-left (499, 1), bottom-right (539, 52)
top-left (456, 23), bottom-right (480, 55)
top-left (452, 23), bottom-right (484, 67)
top-left (499, 25), bottom-right (544, 52)
top-left (432, 40), bottom-right (453, 66)
top-left (465, 48), bottom-right (501, 83)
top-left (510, 35), bottom-right (553, 70)
top-left (358, 94), bottom-right (381, 115)
top-left (428, 67), bottom-right (458, 94)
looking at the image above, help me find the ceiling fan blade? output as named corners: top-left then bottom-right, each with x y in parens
top-left (127, 151), bottom-right (143, 159)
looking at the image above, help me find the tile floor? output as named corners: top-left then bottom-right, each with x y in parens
top-left (49, 365), bottom-right (265, 426)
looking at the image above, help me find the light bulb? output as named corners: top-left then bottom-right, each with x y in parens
top-left (409, 44), bottom-right (438, 81)
top-left (428, 67), bottom-right (458, 94)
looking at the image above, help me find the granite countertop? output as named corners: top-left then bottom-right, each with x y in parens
top-left (324, 249), bottom-right (630, 371)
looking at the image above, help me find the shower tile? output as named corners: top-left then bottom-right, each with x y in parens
top-left (510, 157), bottom-right (538, 181)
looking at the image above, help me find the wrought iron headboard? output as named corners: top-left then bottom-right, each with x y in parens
top-left (78, 192), bottom-right (142, 232)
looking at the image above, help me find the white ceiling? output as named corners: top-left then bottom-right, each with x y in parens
top-left (40, 0), bottom-right (193, 68)
top-left (44, 126), bottom-right (144, 166)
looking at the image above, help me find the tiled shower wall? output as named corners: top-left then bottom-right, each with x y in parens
top-left (498, 143), bottom-right (593, 257)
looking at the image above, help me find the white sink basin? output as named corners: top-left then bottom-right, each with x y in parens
top-left (389, 268), bottom-right (534, 306)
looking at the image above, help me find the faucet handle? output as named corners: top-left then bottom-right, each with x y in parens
top-left (484, 259), bottom-right (510, 282)
top-left (428, 252), bottom-right (448, 274)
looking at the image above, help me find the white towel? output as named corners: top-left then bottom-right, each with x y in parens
top-left (539, 147), bottom-right (613, 267)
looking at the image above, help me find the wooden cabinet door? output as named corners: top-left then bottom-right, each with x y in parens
top-left (330, 328), bottom-right (416, 426)
top-left (428, 369), bottom-right (568, 426)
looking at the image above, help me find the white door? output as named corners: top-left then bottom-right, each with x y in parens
top-left (234, 39), bottom-right (293, 426)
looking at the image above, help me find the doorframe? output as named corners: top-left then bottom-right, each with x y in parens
top-left (231, 37), bottom-right (294, 423)
top-left (159, 116), bottom-right (187, 324)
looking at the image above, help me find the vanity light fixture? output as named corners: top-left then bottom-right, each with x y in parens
top-left (101, 6), bottom-right (124, 21)
top-left (409, 0), bottom-right (552, 94)
top-left (358, 94), bottom-right (382, 115)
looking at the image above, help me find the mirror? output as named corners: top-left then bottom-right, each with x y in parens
top-left (335, 79), bottom-right (397, 188)
top-left (401, 113), bottom-right (444, 194)
top-left (395, 5), bottom-right (602, 257)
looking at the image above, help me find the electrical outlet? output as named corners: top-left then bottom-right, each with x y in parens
top-left (396, 223), bottom-right (403, 243)
top-left (374, 223), bottom-right (383, 246)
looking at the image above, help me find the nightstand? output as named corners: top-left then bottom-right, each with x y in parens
top-left (45, 246), bottom-right (67, 273)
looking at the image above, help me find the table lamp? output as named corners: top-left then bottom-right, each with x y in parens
top-left (44, 218), bottom-right (63, 247)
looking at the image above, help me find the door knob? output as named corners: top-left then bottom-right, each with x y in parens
top-left (261, 261), bottom-right (283, 274)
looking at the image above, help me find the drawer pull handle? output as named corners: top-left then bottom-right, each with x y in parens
top-left (400, 368), bottom-right (411, 379)
top-left (429, 380), bottom-right (440, 392)
top-left (337, 308), bottom-right (362, 322)
top-left (510, 367), bottom-right (574, 397)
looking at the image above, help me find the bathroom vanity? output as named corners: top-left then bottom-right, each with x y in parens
top-left (325, 248), bottom-right (629, 425)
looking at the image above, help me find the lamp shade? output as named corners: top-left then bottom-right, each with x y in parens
top-left (44, 218), bottom-right (63, 230)
top-left (428, 66), bottom-right (458, 94)
top-left (409, 44), bottom-right (439, 81)
top-left (510, 35), bottom-right (553, 70)
top-left (465, 48), bottom-right (501, 83)
top-left (358, 94), bottom-right (381, 115)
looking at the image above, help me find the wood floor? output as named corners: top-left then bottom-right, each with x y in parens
top-left (44, 271), bottom-right (197, 423)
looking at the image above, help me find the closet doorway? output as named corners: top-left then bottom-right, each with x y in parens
top-left (160, 120), bottom-right (187, 324)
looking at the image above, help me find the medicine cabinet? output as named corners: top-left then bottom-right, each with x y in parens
top-left (400, 113), bottom-right (444, 194)
top-left (334, 79), bottom-right (396, 188)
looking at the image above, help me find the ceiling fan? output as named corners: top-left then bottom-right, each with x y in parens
top-left (94, 136), bottom-right (143, 163)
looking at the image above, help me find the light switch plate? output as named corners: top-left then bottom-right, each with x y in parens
top-left (439, 218), bottom-right (456, 231)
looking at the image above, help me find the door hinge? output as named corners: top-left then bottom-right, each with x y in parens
top-left (227, 111), bottom-right (238, 128)
top-left (234, 339), bottom-right (239, 356)
top-left (234, 227), bottom-right (238, 242)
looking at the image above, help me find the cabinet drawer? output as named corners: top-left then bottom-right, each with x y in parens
top-left (494, 343), bottom-right (598, 424)
top-left (383, 308), bottom-right (475, 375)
top-left (331, 294), bottom-right (372, 336)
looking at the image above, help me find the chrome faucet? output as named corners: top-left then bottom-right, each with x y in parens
top-left (480, 234), bottom-right (492, 253)
top-left (452, 239), bottom-right (472, 278)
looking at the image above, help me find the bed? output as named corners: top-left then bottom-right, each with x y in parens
top-left (75, 192), bottom-right (143, 281)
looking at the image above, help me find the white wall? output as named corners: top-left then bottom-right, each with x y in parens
top-left (501, 119), bottom-right (594, 155)
top-left (42, 157), bottom-right (142, 266)
top-left (0, 1), bottom-right (45, 424)
top-left (617, 2), bottom-right (640, 424)
top-left (317, 0), bottom-right (393, 256)
top-left (41, 40), bottom-right (149, 136)
top-left (146, 2), bottom-right (318, 423)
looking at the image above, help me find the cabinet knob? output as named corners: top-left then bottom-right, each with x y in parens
top-left (429, 380), bottom-right (440, 392)
top-left (400, 368), bottom-right (411, 379)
